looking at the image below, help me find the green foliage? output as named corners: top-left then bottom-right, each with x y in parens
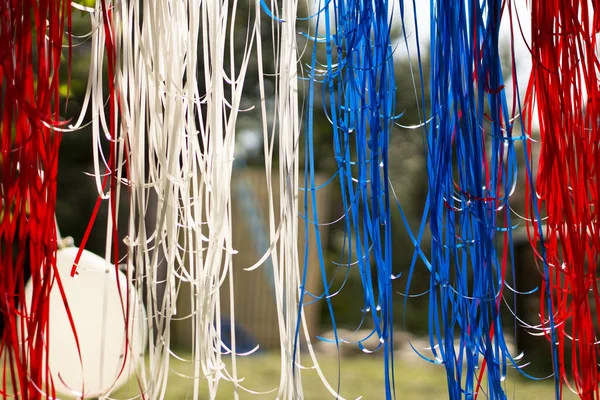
top-left (73, 0), bottom-right (95, 7)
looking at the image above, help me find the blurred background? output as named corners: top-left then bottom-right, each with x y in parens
top-left (53, 2), bottom-right (561, 398)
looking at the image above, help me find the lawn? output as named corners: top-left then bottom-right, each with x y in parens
top-left (112, 352), bottom-right (567, 399)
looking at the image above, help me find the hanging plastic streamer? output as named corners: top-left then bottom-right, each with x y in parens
top-left (67, 0), bottom-right (260, 398)
top-left (301, 0), bottom-right (397, 395)
top-left (61, 0), bottom-right (135, 397)
top-left (252, 0), bottom-right (366, 397)
top-left (80, 0), bottom-right (264, 399)
top-left (0, 0), bottom-right (72, 397)
top-left (415, 0), bottom-right (534, 397)
top-left (524, 1), bottom-right (600, 398)
top-left (253, 0), bottom-right (305, 396)
top-left (68, 0), bottom-right (348, 397)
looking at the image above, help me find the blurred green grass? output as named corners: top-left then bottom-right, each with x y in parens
top-left (113, 353), bottom-right (566, 399)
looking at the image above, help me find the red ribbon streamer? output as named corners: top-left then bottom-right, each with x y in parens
top-left (525, 1), bottom-right (600, 398)
top-left (0, 0), bottom-right (71, 398)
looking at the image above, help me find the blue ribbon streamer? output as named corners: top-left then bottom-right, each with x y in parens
top-left (413, 0), bottom-right (544, 398)
top-left (295, 0), bottom-right (399, 396)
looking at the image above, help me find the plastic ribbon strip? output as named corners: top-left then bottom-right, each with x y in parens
top-left (0, 0), bottom-right (72, 397)
top-left (524, 1), bottom-right (600, 398)
top-left (254, 0), bottom-right (305, 396)
top-left (300, 0), bottom-right (398, 395)
top-left (417, 0), bottom-right (532, 397)
top-left (68, 0), bottom-right (258, 398)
